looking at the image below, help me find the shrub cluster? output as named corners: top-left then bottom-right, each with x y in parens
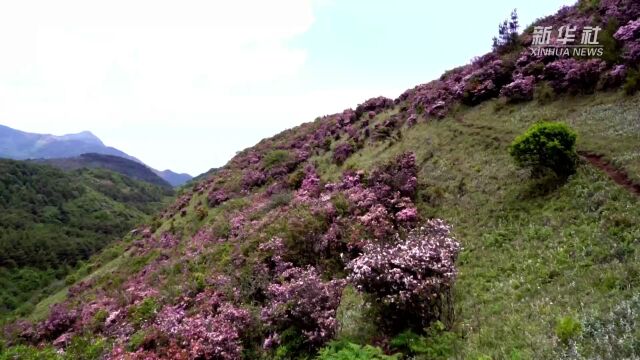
top-left (509, 121), bottom-right (578, 178)
top-left (347, 219), bottom-right (461, 329)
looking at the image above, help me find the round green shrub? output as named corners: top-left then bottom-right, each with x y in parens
top-left (509, 121), bottom-right (578, 178)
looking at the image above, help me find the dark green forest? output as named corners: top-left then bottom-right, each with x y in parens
top-left (0, 159), bottom-right (172, 317)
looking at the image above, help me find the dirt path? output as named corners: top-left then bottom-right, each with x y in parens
top-left (453, 116), bottom-right (640, 197)
top-left (579, 151), bottom-right (640, 197)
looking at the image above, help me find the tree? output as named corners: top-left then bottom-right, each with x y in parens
top-left (492, 9), bottom-right (520, 52)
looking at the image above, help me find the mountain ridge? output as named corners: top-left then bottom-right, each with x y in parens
top-left (0, 124), bottom-right (193, 186)
top-left (32, 153), bottom-right (173, 189)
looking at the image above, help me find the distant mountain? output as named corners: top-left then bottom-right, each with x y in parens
top-left (33, 153), bottom-right (172, 188)
top-left (0, 124), bottom-right (136, 161)
top-left (153, 169), bottom-right (193, 187)
top-left (0, 124), bottom-right (192, 186)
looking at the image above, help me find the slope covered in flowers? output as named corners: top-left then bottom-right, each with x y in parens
top-left (3, 0), bottom-right (640, 359)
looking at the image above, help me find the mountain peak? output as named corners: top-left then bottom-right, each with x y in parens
top-left (58, 130), bottom-right (104, 145)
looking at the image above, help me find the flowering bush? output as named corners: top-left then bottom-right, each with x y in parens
top-left (242, 169), bottom-right (267, 189)
top-left (262, 265), bottom-right (346, 349)
top-left (207, 189), bottom-right (229, 207)
top-left (355, 97), bottom-right (394, 118)
top-left (347, 219), bottom-right (460, 328)
top-left (2, 320), bottom-right (37, 345)
top-left (152, 298), bottom-right (251, 360)
top-left (599, 64), bottom-right (627, 89)
top-left (395, 206), bottom-right (418, 224)
top-left (460, 59), bottom-right (513, 105)
top-left (517, 53), bottom-right (546, 78)
top-left (614, 18), bottom-right (640, 63)
top-left (544, 59), bottom-right (606, 94)
top-left (368, 152), bottom-right (418, 200)
top-left (332, 142), bottom-right (355, 165)
top-left (601, 0), bottom-right (640, 24)
top-left (359, 204), bottom-right (394, 239)
top-left (158, 232), bottom-right (179, 249)
top-left (337, 109), bottom-right (357, 127)
top-left (406, 114), bottom-right (418, 127)
top-left (297, 166), bottom-right (321, 200)
top-left (398, 80), bottom-right (457, 120)
top-left (174, 305), bottom-right (250, 359)
top-left (37, 304), bottom-right (79, 341)
top-left (500, 75), bottom-right (535, 103)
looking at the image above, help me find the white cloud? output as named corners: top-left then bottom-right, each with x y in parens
top-left (0, 0), bottom-right (320, 173)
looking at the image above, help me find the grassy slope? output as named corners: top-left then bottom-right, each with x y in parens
top-left (17, 91), bottom-right (640, 359)
top-left (327, 91), bottom-right (640, 358)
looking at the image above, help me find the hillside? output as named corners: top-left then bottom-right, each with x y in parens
top-left (1, 0), bottom-right (640, 359)
top-left (33, 153), bottom-right (172, 189)
top-left (0, 160), bottom-right (173, 320)
top-left (0, 125), bottom-right (193, 187)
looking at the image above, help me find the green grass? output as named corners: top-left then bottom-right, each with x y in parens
top-left (332, 91), bottom-right (640, 359)
top-left (30, 253), bottom-right (126, 321)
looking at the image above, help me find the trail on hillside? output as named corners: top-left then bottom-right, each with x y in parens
top-left (579, 151), bottom-right (640, 197)
top-left (455, 115), bottom-right (640, 198)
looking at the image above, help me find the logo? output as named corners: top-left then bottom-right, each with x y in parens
top-left (530, 25), bottom-right (604, 57)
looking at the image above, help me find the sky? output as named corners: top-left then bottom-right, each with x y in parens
top-left (0, 0), bottom-right (576, 176)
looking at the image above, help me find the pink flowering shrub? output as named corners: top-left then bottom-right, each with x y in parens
top-left (337, 109), bottom-right (357, 127)
top-left (37, 303), bottom-right (79, 341)
top-left (514, 52), bottom-right (546, 78)
top-left (359, 204), bottom-right (394, 239)
top-left (2, 320), bottom-right (37, 345)
top-left (347, 219), bottom-right (461, 329)
top-left (614, 19), bottom-right (640, 63)
top-left (601, 0), bottom-right (640, 24)
top-left (460, 58), bottom-right (513, 105)
top-left (325, 153), bottom-right (420, 240)
top-left (152, 296), bottom-right (251, 359)
top-left (242, 169), bottom-right (267, 189)
top-left (207, 189), bottom-right (229, 207)
top-left (406, 114), bottom-right (418, 127)
top-left (371, 115), bottom-right (403, 141)
top-left (398, 80), bottom-right (458, 120)
top-left (297, 166), bottom-right (321, 200)
top-left (174, 305), bottom-right (251, 359)
top-left (186, 227), bottom-right (216, 257)
top-left (163, 193), bottom-right (193, 218)
top-left (600, 64), bottom-right (628, 89)
top-left (395, 206), bottom-right (418, 224)
top-left (261, 265), bottom-right (346, 349)
top-left (332, 142), bottom-right (355, 165)
top-left (159, 232), bottom-right (179, 248)
top-left (355, 96), bottom-right (394, 118)
top-left (544, 59), bottom-right (606, 94)
top-left (500, 75), bottom-right (535, 103)
top-left (368, 152), bottom-right (418, 200)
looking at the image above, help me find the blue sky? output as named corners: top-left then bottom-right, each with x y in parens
top-left (0, 0), bottom-right (575, 175)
